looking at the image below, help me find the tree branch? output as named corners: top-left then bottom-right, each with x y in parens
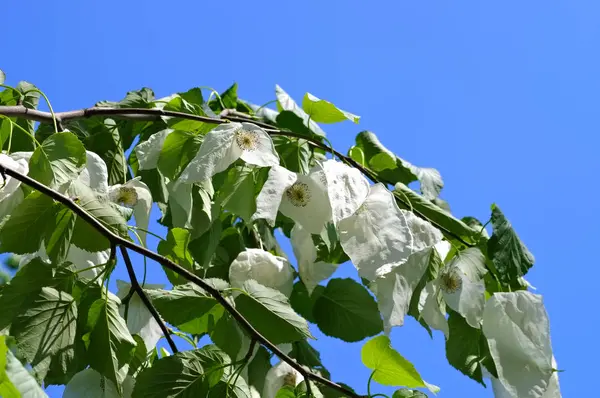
top-left (0, 164), bottom-right (363, 398)
top-left (0, 104), bottom-right (474, 247)
top-left (119, 245), bottom-right (178, 354)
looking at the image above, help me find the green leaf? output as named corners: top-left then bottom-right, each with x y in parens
top-left (11, 287), bottom-right (77, 381)
top-left (0, 81), bottom-right (40, 151)
top-left (247, 346), bottom-right (271, 394)
top-left (290, 340), bottom-right (324, 370)
top-left (3, 347), bottom-right (48, 397)
top-left (0, 259), bottom-right (53, 331)
top-left (276, 386), bottom-right (297, 398)
top-left (313, 278), bottom-right (382, 342)
top-left (147, 282), bottom-right (220, 329)
top-left (445, 309), bottom-right (495, 386)
top-left (44, 206), bottom-right (76, 264)
top-left (221, 82), bottom-right (238, 109)
top-left (353, 131), bottom-right (416, 184)
top-left (393, 389), bottom-right (428, 398)
top-left (361, 335), bottom-right (431, 389)
top-left (209, 313), bottom-right (246, 363)
top-left (86, 294), bottom-right (137, 393)
top-left (157, 130), bottom-right (202, 180)
top-left (235, 280), bottom-right (313, 345)
top-left (29, 132), bottom-right (87, 188)
top-left (302, 93), bottom-right (360, 124)
top-left (128, 335), bottom-right (150, 377)
top-left (217, 166), bottom-right (258, 223)
top-left (163, 96), bottom-right (215, 133)
top-left (394, 183), bottom-right (478, 242)
top-left (157, 228), bottom-right (195, 285)
top-left (273, 135), bottom-right (311, 174)
top-left (275, 85), bottom-right (326, 137)
top-left (275, 111), bottom-right (313, 138)
top-left (289, 282), bottom-right (324, 324)
top-left (354, 131), bottom-right (443, 200)
top-left (0, 116), bottom-right (12, 149)
top-left (488, 204), bottom-right (535, 284)
top-left (132, 346), bottom-right (230, 398)
top-left (97, 87), bottom-right (155, 108)
top-left (84, 118), bottom-right (127, 186)
top-left (0, 335), bottom-right (19, 397)
top-left (68, 181), bottom-right (129, 252)
top-left (0, 192), bottom-right (56, 254)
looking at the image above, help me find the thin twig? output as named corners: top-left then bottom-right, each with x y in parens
top-left (0, 105), bottom-right (474, 247)
top-left (0, 164), bottom-right (361, 398)
top-left (119, 246), bottom-right (178, 354)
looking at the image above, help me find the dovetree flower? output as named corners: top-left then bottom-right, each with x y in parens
top-left (418, 247), bottom-right (487, 333)
top-left (229, 248), bottom-right (294, 297)
top-left (482, 291), bottom-right (560, 398)
top-left (116, 280), bottom-right (165, 352)
top-left (290, 223), bottom-right (337, 294)
top-left (372, 241), bottom-right (450, 333)
top-left (338, 183), bottom-right (443, 281)
top-left (0, 153), bottom-right (29, 218)
top-left (252, 165), bottom-right (332, 234)
top-left (109, 178), bottom-right (152, 245)
top-left (263, 361), bottom-right (305, 398)
top-left (416, 247), bottom-right (488, 337)
top-left (179, 122), bottom-right (279, 183)
top-left (63, 368), bottom-right (135, 398)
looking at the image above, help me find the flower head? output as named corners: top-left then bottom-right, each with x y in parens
top-left (109, 178), bottom-right (152, 245)
top-left (229, 248), bottom-right (294, 297)
top-left (253, 165), bottom-right (332, 234)
top-left (263, 361), bottom-right (305, 398)
top-left (179, 122), bottom-right (279, 183)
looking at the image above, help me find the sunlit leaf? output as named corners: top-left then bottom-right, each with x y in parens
top-left (302, 93), bottom-right (360, 124)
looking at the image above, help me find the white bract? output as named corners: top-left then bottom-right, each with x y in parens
top-left (338, 183), bottom-right (443, 281)
top-left (109, 178), bottom-right (152, 245)
top-left (253, 165), bottom-right (332, 234)
top-left (179, 122), bottom-right (279, 183)
top-left (437, 247), bottom-right (486, 328)
top-left (63, 368), bottom-right (135, 398)
top-left (0, 153), bottom-right (28, 219)
top-left (373, 241), bottom-right (450, 333)
top-left (321, 159), bottom-right (370, 225)
top-left (263, 361), bottom-right (305, 398)
top-left (116, 280), bottom-right (165, 352)
top-left (77, 151), bottom-right (110, 194)
top-left (482, 291), bottom-right (559, 398)
top-left (290, 223), bottom-right (338, 294)
top-left (418, 281), bottom-right (450, 338)
top-left (134, 129), bottom-right (173, 170)
top-left (490, 357), bottom-right (562, 398)
top-left (229, 248), bottom-right (294, 297)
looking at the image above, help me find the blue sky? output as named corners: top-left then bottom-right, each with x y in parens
top-left (2, 1), bottom-right (597, 396)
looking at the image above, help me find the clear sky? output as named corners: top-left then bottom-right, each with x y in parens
top-left (2, 1), bottom-right (597, 396)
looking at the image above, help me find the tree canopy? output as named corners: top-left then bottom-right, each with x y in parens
top-left (0, 71), bottom-right (561, 398)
